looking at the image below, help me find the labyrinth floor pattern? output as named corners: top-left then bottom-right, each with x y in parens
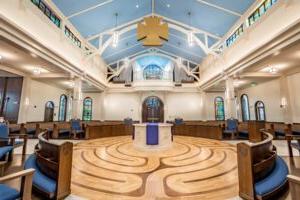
top-left (71, 136), bottom-right (238, 200)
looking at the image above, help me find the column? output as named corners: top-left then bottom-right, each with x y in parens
top-left (199, 91), bottom-right (207, 120)
top-left (279, 76), bottom-right (293, 123)
top-left (72, 78), bottom-right (82, 119)
top-left (18, 77), bottom-right (31, 123)
top-left (225, 77), bottom-right (237, 119)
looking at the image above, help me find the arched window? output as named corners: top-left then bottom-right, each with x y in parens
top-left (215, 97), bottom-right (225, 121)
top-left (58, 94), bottom-right (67, 121)
top-left (143, 64), bottom-right (163, 80)
top-left (255, 101), bottom-right (266, 121)
top-left (83, 97), bottom-right (92, 121)
top-left (241, 94), bottom-right (250, 121)
top-left (44, 101), bottom-right (54, 122)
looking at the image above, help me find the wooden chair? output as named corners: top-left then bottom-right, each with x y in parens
top-left (238, 132), bottom-right (288, 200)
top-left (0, 168), bottom-right (35, 200)
top-left (288, 175), bottom-right (300, 200)
top-left (53, 122), bottom-right (71, 139)
top-left (24, 131), bottom-right (73, 199)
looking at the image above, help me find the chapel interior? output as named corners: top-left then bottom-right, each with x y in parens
top-left (0, 0), bottom-right (300, 200)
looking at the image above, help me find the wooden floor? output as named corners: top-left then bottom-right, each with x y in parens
top-left (71, 136), bottom-right (239, 200)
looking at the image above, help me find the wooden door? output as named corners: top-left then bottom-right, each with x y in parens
top-left (142, 96), bottom-right (164, 123)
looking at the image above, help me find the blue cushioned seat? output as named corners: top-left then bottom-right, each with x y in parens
top-left (292, 131), bottom-right (300, 135)
top-left (0, 184), bottom-right (20, 200)
top-left (24, 154), bottom-right (57, 196)
top-left (0, 146), bottom-right (13, 160)
top-left (26, 128), bottom-right (36, 135)
top-left (255, 156), bottom-right (288, 196)
top-left (275, 130), bottom-right (285, 137)
top-left (238, 130), bottom-right (249, 138)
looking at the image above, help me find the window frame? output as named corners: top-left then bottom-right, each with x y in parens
top-left (241, 94), bottom-right (251, 122)
top-left (214, 96), bottom-right (225, 121)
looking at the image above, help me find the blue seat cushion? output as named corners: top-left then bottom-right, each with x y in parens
top-left (0, 184), bottom-right (20, 200)
top-left (255, 156), bottom-right (288, 196)
top-left (26, 128), bottom-right (36, 135)
top-left (223, 129), bottom-right (235, 134)
top-left (292, 131), bottom-right (300, 135)
top-left (24, 154), bottom-right (57, 195)
top-left (0, 146), bottom-right (13, 159)
top-left (238, 130), bottom-right (249, 138)
top-left (59, 129), bottom-right (70, 134)
top-left (275, 130), bottom-right (285, 137)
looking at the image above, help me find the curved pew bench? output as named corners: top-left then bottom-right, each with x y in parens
top-left (238, 132), bottom-right (289, 200)
top-left (0, 168), bottom-right (35, 200)
top-left (0, 146), bottom-right (13, 160)
top-left (24, 131), bottom-right (73, 199)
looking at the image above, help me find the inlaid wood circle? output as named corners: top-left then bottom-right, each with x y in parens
top-left (71, 136), bottom-right (238, 200)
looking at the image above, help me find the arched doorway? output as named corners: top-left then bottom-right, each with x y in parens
top-left (142, 96), bottom-right (164, 123)
top-left (44, 101), bottom-right (54, 122)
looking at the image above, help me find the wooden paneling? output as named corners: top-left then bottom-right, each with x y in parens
top-left (85, 123), bottom-right (133, 139)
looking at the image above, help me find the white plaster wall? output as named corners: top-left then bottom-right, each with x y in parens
top-left (101, 92), bottom-right (204, 121)
top-left (287, 72), bottom-right (300, 123)
top-left (103, 93), bottom-right (141, 121)
top-left (237, 79), bottom-right (283, 122)
top-left (166, 93), bottom-right (202, 121)
top-left (27, 80), bottom-right (67, 122)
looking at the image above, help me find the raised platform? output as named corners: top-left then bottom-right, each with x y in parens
top-left (71, 136), bottom-right (238, 200)
top-left (133, 123), bottom-right (173, 150)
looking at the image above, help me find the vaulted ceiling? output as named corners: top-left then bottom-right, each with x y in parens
top-left (52, 0), bottom-right (255, 65)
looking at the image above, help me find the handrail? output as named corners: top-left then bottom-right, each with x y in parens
top-left (241, 131), bottom-right (273, 147)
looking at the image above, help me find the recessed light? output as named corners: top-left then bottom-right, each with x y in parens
top-left (166, 4), bottom-right (170, 8)
top-left (269, 67), bottom-right (278, 74)
top-left (33, 68), bottom-right (41, 75)
top-left (136, 4), bottom-right (139, 8)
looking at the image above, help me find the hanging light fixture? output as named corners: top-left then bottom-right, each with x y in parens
top-left (112, 13), bottom-right (119, 48)
top-left (187, 12), bottom-right (194, 47)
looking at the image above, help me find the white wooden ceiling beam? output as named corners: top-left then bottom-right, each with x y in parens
top-left (67, 0), bottom-right (114, 19)
top-left (196, 0), bottom-right (242, 17)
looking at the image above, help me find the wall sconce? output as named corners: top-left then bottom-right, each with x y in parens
top-left (280, 97), bottom-right (287, 108)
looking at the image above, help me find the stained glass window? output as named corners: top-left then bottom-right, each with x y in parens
top-left (215, 97), bottom-right (225, 121)
top-left (247, 0), bottom-right (277, 26)
top-left (83, 97), bottom-right (92, 121)
top-left (31, 0), bottom-right (61, 28)
top-left (58, 95), bottom-right (67, 121)
top-left (241, 94), bottom-right (250, 121)
top-left (255, 101), bottom-right (266, 121)
top-left (143, 65), bottom-right (163, 80)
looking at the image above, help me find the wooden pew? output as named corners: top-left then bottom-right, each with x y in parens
top-left (288, 175), bottom-right (300, 200)
top-left (267, 122), bottom-right (288, 139)
top-left (85, 123), bottom-right (133, 139)
top-left (53, 122), bottom-right (71, 139)
top-left (172, 123), bottom-right (223, 140)
top-left (36, 122), bottom-right (55, 137)
top-left (0, 168), bottom-right (35, 200)
top-left (24, 131), bottom-right (73, 199)
top-left (238, 131), bottom-right (288, 200)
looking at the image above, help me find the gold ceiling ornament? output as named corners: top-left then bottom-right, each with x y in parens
top-left (137, 16), bottom-right (169, 46)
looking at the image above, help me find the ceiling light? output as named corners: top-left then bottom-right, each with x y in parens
top-left (0, 55), bottom-right (2, 60)
top-left (33, 68), bottom-right (41, 75)
top-left (112, 31), bottom-right (119, 48)
top-left (69, 81), bottom-right (75, 87)
top-left (30, 53), bottom-right (38, 58)
top-left (136, 4), bottom-right (139, 8)
top-left (188, 31), bottom-right (194, 47)
top-left (166, 4), bottom-right (170, 8)
top-left (269, 67), bottom-right (278, 74)
top-left (250, 82), bottom-right (257, 87)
